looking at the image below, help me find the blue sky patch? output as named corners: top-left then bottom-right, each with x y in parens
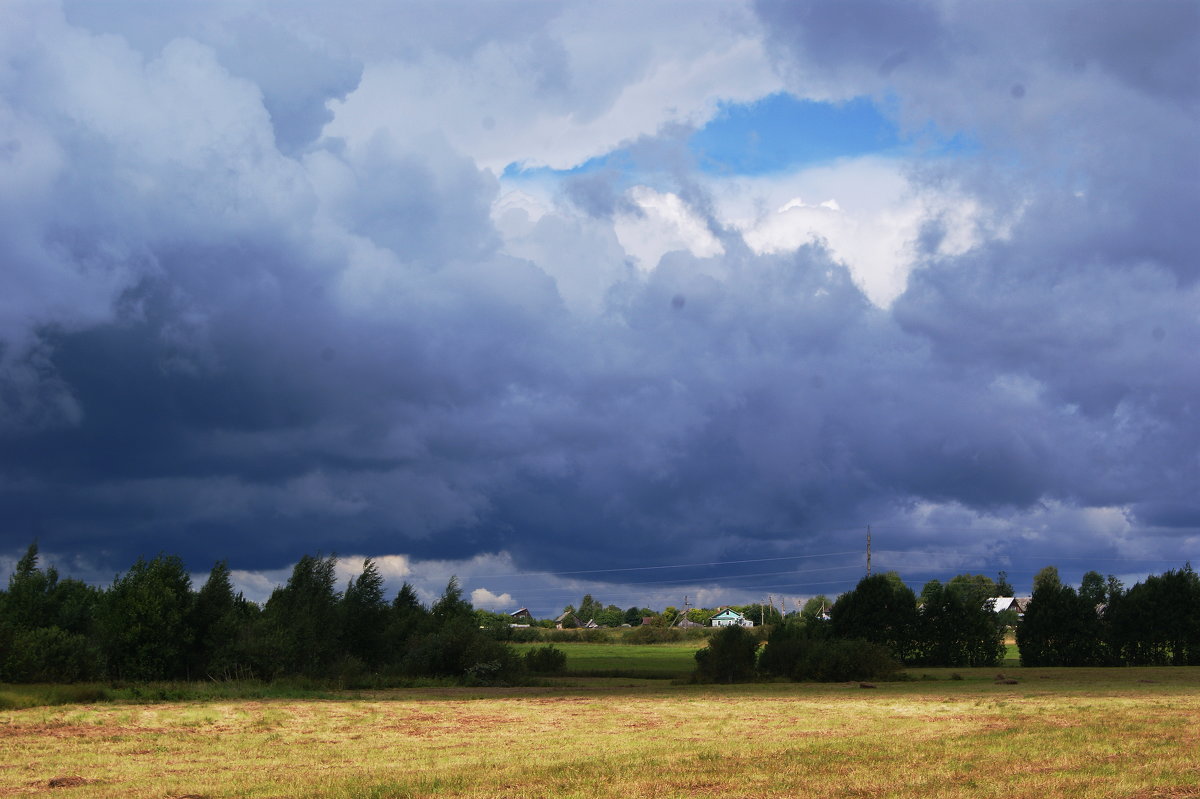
top-left (501, 93), bottom-right (907, 184)
top-left (501, 92), bottom-right (974, 184)
top-left (690, 93), bottom-right (902, 175)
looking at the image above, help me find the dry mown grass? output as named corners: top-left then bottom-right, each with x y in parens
top-left (1, 667), bottom-right (1198, 798)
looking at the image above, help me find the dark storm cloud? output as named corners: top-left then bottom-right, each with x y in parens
top-left (1, 1), bottom-right (1196, 602)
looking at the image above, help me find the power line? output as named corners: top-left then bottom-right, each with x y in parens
top-left (457, 564), bottom-right (866, 596)
top-left (462, 549), bottom-right (862, 580)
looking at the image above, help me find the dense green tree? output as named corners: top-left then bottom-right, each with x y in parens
top-left (475, 609), bottom-right (515, 640)
top-left (431, 577), bottom-right (473, 626)
top-left (800, 595), bottom-right (832, 626)
top-left (187, 561), bottom-right (253, 679)
top-left (0, 543), bottom-right (103, 682)
top-left (1079, 571), bottom-right (1107, 607)
top-left (381, 582), bottom-right (430, 661)
top-left (946, 573), bottom-right (999, 608)
top-left (995, 571), bottom-right (1015, 597)
top-left (1, 545), bottom-right (96, 681)
top-left (623, 606), bottom-right (646, 626)
top-left (3, 626), bottom-right (101, 683)
top-left (1106, 565), bottom-right (1200, 665)
top-left (916, 580), bottom-right (1005, 667)
top-left (594, 604), bottom-right (625, 627)
top-left (576, 594), bottom-right (602, 623)
top-left (97, 554), bottom-right (195, 680)
top-left (1017, 581), bottom-right (1103, 666)
top-left (49, 578), bottom-right (101, 638)
top-left (4, 542), bottom-right (58, 630)
top-left (260, 553), bottom-right (341, 677)
top-left (694, 624), bottom-right (759, 683)
top-left (402, 579), bottom-right (524, 683)
top-left (341, 558), bottom-right (389, 666)
top-left (760, 621), bottom-right (897, 682)
top-left (830, 573), bottom-right (919, 663)
top-left (1032, 565), bottom-right (1062, 592)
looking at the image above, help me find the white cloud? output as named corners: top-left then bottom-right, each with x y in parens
top-left (321, 3), bottom-right (780, 172)
top-left (495, 198), bottom-right (635, 317)
top-left (614, 186), bottom-right (725, 271)
top-left (471, 588), bottom-right (515, 610)
top-left (705, 157), bottom-right (992, 307)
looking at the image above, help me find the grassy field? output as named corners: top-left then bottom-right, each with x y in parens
top-left (520, 640), bottom-right (1022, 679)
top-left (3, 665), bottom-right (1199, 798)
top-left (516, 641), bottom-right (703, 678)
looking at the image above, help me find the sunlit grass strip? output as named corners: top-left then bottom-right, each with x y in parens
top-left (2, 668), bottom-right (1198, 798)
top-left (513, 641), bottom-right (703, 678)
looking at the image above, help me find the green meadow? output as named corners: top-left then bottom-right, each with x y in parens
top-left (516, 640), bottom-right (703, 678)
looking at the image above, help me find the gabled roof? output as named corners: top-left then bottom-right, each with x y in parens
top-left (709, 608), bottom-right (745, 620)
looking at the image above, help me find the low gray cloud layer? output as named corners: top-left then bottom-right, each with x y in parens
top-left (1, 1), bottom-right (1196, 609)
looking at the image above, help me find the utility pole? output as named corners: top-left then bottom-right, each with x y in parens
top-left (867, 524), bottom-right (872, 577)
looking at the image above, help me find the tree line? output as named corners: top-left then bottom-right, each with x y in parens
top-left (1017, 565), bottom-right (1200, 666)
top-left (806, 565), bottom-right (1200, 669)
top-left (3, 541), bottom-right (1198, 684)
top-left (692, 564), bottom-right (1200, 682)
top-left (0, 544), bottom-right (555, 684)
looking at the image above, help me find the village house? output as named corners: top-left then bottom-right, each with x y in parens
top-left (554, 611), bottom-right (582, 629)
top-left (709, 608), bottom-right (754, 628)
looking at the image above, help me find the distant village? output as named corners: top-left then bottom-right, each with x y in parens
top-left (500, 592), bottom-right (1031, 631)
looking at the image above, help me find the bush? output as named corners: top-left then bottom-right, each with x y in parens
top-left (400, 619), bottom-right (526, 684)
top-left (329, 655), bottom-right (371, 689)
top-left (509, 627), bottom-right (542, 643)
top-left (693, 625), bottom-right (759, 683)
top-left (543, 629), bottom-right (584, 643)
top-left (760, 634), bottom-right (899, 683)
top-left (523, 645), bottom-right (567, 674)
top-left (623, 626), bottom-right (683, 644)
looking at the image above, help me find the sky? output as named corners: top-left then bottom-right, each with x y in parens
top-left (1, 0), bottom-right (1197, 615)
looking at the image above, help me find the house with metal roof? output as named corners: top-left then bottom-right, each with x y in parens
top-left (709, 608), bottom-right (754, 627)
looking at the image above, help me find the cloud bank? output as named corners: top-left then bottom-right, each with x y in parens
top-left (1, 0), bottom-right (1196, 612)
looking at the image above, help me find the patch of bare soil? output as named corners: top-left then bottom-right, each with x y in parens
top-left (47, 776), bottom-right (91, 788)
top-left (0, 723), bottom-right (168, 740)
